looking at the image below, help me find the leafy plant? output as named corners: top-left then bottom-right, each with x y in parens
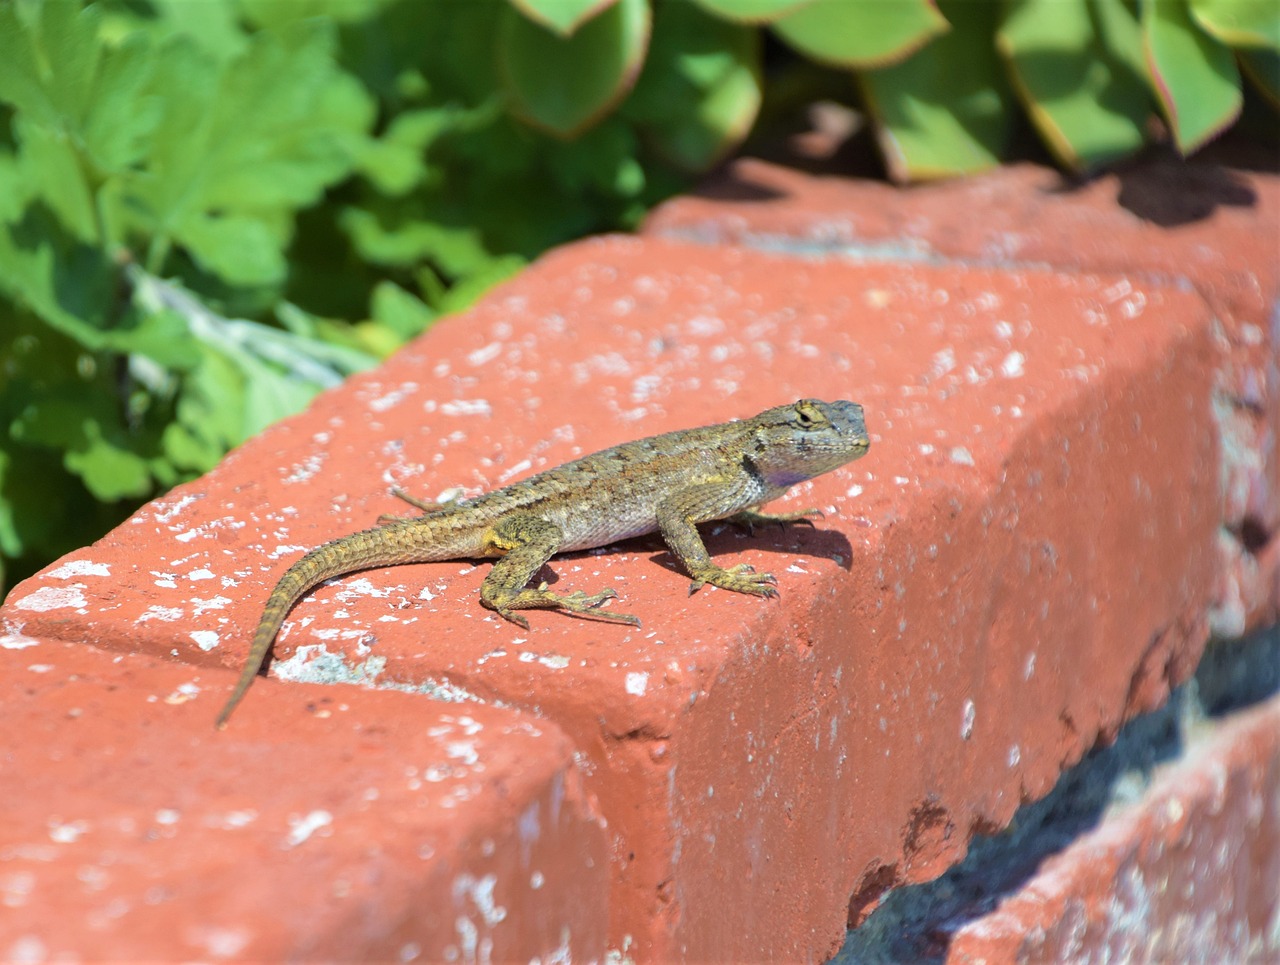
top-left (1, 0), bottom-right (1275, 596)
top-left (500, 0), bottom-right (1276, 178)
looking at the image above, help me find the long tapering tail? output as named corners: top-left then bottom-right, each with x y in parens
top-left (214, 524), bottom-right (424, 729)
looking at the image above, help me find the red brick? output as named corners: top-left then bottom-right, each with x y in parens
top-left (948, 693), bottom-right (1280, 963)
top-left (2, 237), bottom-right (1221, 960)
top-left (0, 634), bottom-right (607, 961)
top-left (647, 149), bottom-right (1280, 634)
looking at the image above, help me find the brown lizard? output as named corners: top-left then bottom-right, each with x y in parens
top-left (215, 398), bottom-right (870, 727)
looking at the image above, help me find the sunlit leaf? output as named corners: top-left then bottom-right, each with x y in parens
top-left (860, 0), bottom-right (1012, 181)
top-left (1143, 0), bottom-right (1242, 153)
top-left (498, 0), bottom-right (650, 136)
top-left (692, 0), bottom-right (812, 23)
top-left (998, 0), bottom-right (1151, 170)
top-left (509, 0), bottom-right (617, 36)
top-left (1189, 0), bottom-right (1280, 50)
top-left (625, 0), bottom-right (762, 170)
top-left (772, 0), bottom-right (948, 68)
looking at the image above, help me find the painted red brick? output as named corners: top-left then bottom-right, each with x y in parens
top-left (948, 692), bottom-right (1280, 963)
top-left (646, 146), bottom-right (1280, 637)
top-left (0, 634), bottom-right (608, 961)
top-left (3, 235), bottom-right (1222, 960)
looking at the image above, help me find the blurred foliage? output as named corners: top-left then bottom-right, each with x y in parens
top-left (1, 0), bottom-right (1275, 595)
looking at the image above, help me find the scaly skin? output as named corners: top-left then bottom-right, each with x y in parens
top-left (215, 399), bottom-right (870, 728)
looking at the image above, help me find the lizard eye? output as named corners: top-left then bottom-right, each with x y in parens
top-left (795, 401), bottom-right (824, 428)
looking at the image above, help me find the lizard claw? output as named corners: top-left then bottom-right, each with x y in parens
top-left (496, 608), bottom-right (531, 630)
top-left (688, 563), bottom-right (780, 598)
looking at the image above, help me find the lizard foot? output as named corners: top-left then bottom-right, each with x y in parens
top-left (486, 585), bottom-right (641, 628)
top-left (377, 488), bottom-right (462, 525)
top-left (688, 563), bottom-right (779, 598)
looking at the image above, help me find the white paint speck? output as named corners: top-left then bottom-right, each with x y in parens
top-left (284, 810), bottom-right (332, 848)
top-left (187, 568), bottom-right (215, 581)
top-left (138, 605), bottom-right (184, 623)
top-left (194, 927), bottom-right (252, 958)
top-left (1000, 351), bottom-right (1025, 378)
top-left (1, 634), bottom-right (39, 651)
top-left (625, 671), bottom-right (649, 696)
top-left (498, 459), bottom-right (533, 484)
top-left (466, 343), bottom-right (503, 367)
top-left (446, 741), bottom-right (480, 766)
top-left (190, 596), bottom-right (232, 616)
top-left (48, 560), bottom-right (110, 579)
top-left (12, 585), bottom-right (88, 613)
top-left (950, 447), bottom-right (975, 466)
top-left (453, 873), bottom-right (506, 927)
top-left (845, 484), bottom-right (864, 498)
top-left (190, 630), bottom-right (220, 652)
top-left (48, 820), bottom-right (89, 844)
top-left (441, 399), bottom-right (492, 417)
top-left (960, 699), bottom-right (976, 740)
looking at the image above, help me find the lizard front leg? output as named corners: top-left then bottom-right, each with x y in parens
top-left (657, 484), bottom-right (780, 598)
top-left (479, 514), bottom-right (640, 629)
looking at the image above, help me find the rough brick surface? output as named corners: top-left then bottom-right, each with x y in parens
top-left (3, 234), bottom-right (1222, 960)
top-left (646, 146), bottom-right (1280, 637)
top-left (0, 633), bottom-right (608, 962)
top-left (948, 693), bottom-right (1280, 963)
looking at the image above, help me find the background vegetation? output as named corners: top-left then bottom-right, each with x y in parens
top-left (1, 0), bottom-right (1275, 595)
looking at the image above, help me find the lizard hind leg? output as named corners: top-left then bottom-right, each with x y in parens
top-left (479, 514), bottom-right (640, 629)
top-left (377, 487), bottom-right (462, 526)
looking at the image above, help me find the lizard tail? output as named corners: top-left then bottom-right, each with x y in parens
top-left (214, 526), bottom-right (417, 729)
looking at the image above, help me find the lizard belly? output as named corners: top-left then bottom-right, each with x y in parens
top-left (554, 502), bottom-right (661, 553)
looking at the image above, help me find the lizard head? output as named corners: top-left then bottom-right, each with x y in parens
top-left (746, 399), bottom-right (870, 488)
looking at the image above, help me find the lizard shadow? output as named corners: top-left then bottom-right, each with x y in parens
top-left (529, 524), bottom-right (853, 606)
top-left (642, 522), bottom-right (856, 580)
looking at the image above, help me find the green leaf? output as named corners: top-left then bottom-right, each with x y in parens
top-left (859, 0), bottom-right (1013, 181)
top-left (12, 115), bottom-right (98, 242)
top-left (434, 254), bottom-right (525, 314)
top-left (63, 422), bottom-right (154, 501)
top-left (10, 393), bottom-right (153, 502)
top-left (498, 0), bottom-right (651, 137)
top-left (167, 345), bottom-right (247, 468)
top-left (79, 32), bottom-right (163, 174)
top-left (0, 4), bottom-right (161, 177)
top-left (340, 201), bottom-right (494, 275)
top-left (105, 308), bottom-right (203, 370)
top-left (1143, 0), bottom-right (1243, 153)
top-left (692, 0), bottom-right (812, 23)
top-left (177, 213), bottom-right (285, 288)
top-left (624, 0), bottom-right (762, 170)
top-left (772, 0), bottom-right (949, 68)
top-left (370, 281), bottom-right (437, 340)
top-left (1189, 0), bottom-right (1280, 50)
top-left (0, 201), bottom-right (116, 350)
top-left (126, 22), bottom-right (374, 287)
top-left (0, 1), bottom-right (99, 130)
top-left (997, 0), bottom-right (1151, 171)
top-left (509, 0), bottom-right (618, 37)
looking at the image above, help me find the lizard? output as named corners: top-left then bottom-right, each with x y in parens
top-left (215, 398), bottom-right (870, 728)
